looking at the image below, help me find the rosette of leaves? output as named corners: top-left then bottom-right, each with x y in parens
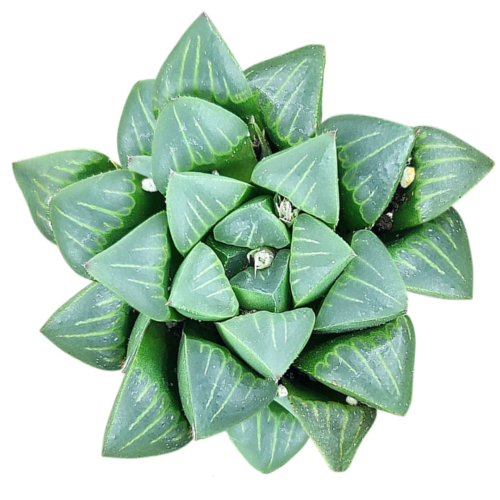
top-left (14, 13), bottom-right (494, 473)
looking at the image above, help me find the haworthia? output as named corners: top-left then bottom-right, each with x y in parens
top-left (41, 282), bottom-right (133, 370)
top-left (392, 126), bottom-right (494, 231)
top-left (178, 334), bottom-right (277, 439)
top-left (318, 115), bottom-right (415, 231)
top-left (205, 233), bottom-right (249, 279)
top-left (383, 207), bottom-right (473, 299)
top-left (151, 97), bottom-right (256, 193)
top-left (290, 214), bottom-right (355, 307)
top-left (13, 150), bottom-right (117, 243)
top-left (315, 230), bottom-right (407, 334)
top-left (230, 249), bottom-right (291, 313)
top-left (166, 171), bottom-right (255, 255)
top-left (216, 309), bottom-right (315, 380)
top-left (169, 242), bottom-right (239, 321)
top-left (103, 320), bottom-right (192, 457)
top-left (87, 212), bottom-right (173, 321)
top-left (50, 170), bottom-right (163, 278)
top-left (251, 134), bottom-right (339, 225)
top-left (245, 45), bottom-right (325, 150)
top-left (213, 195), bottom-right (290, 249)
top-left (296, 315), bottom-right (415, 416)
top-left (227, 401), bottom-right (308, 474)
top-left (286, 380), bottom-right (376, 472)
top-left (153, 13), bottom-right (259, 122)
top-left (117, 80), bottom-right (156, 167)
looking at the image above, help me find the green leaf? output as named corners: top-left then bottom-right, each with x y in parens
top-left (216, 309), bottom-right (315, 380)
top-left (286, 379), bottom-right (376, 472)
top-left (87, 212), bottom-right (174, 321)
top-left (153, 13), bottom-right (259, 122)
top-left (315, 230), bottom-right (407, 334)
top-left (127, 155), bottom-right (153, 178)
top-left (178, 334), bottom-right (277, 439)
top-left (290, 214), bottom-right (355, 307)
top-left (166, 171), bottom-right (255, 255)
top-left (13, 150), bottom-right (117, 243)
top-left (230, 249), bottom-right (291, 313)
top-left (251, 134), bottom-right (339, 225)
top-left (50, 169), bottom-right (163, 278)
top-left (169, 242), bottom-right (239, 321)
top-left (205, 233), bottom-right (249, 279)
top-left (151, 96), bottom-right (256, 193)
top-left (295, 315), bottom-right (415, 415)
top-left (122, 313), bottom-right (150, 372)
top-left (117, 80), bottom-right (156, 167)
top-left (182, 319), bottom-right (222, 345)
top-left (383, 207), bottom-right (473, 299)
top-left (392, 126), bottom-right (494, 231)
top-left (318, 115), bottom-right (415, 231)
top-left (41, 282), bottom-right (133, 370)
top-left (227, 401), bottom-right (308, 474)
top-left (213, 195), bottom-right (290, 249)
top-left (103, 320), bottom-right (192, 457)
top-left (245, 45), bottom-right (325, 150)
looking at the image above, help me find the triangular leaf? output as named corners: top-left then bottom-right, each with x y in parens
top-left (213, 195), bottom-right (290, 249)
top-left (103, 320), bottom-right (192, 457)
top-left (178, 334), bottom-right (277, 439)
top-left (50, 170), bottom-right (163, 278)
top-left (286, 379), bottom-right (376, 472)
top-left (87, 212), bottom-right (173, 321)
top-left (227, 401), bottom-right (308, 474)
top-left (315, 230), bottom-right (407, 334)
top-left (230, 249), bottom-right (291, 313)
top-left (384, 207), bottom-right (473, 299)
top-left (166, 171), bottom-right (255, 255)
top-left (216, 309), bottom-right (315, 380)
top-left (251, 134), bottom-right (339, 225)
top-left (153, 13), bottom-right (259, 122)
top-left (245, 45), bottom-right (325, 149)
top-left (151, 97), bottom-right (256, 193)
top-left (13, 150), bottom-right (117, 243)
top-left (41, 283), bottom-right (133, 370)
top-left (127, 155), bottom-right (153, 178)
top-left (392, 126), bottom-right (494, 231)
top-left (290, 214), bottom-right (355, 307)
top-left (295, 315), bottom-right (415, 415)
top-left (205, 233), bottom-right (249, 279)
top-left (318, 115), bottom-right (415, 231)
top-left (169, 242), bottom-right (239, 321)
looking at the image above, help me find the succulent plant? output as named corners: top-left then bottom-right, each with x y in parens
top-left (14, 13), bottom-right (494, 473)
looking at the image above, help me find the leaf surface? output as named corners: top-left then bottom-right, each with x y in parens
top-left (127, 155), bottom-right (153, 178)
top-left (205, 234), bottom-right (249, 279)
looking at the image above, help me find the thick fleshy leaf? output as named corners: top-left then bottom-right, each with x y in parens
top-left (245, 45), bottom-right (325, 150)
top-left (251, 134), bottom-right (339, 225)
top-left (290, 214), bottom-right (355, 307)
top-left (227, 401), bottom-right (308, 474)
top-left (318, 115), bottom-right (415, 231)
top-left (166, 171), bottom-right (255, 255)
top-left (50, 170), bottom-right (163, 278)
top-left (296, 315), bottom-right (415, 415)
top-left (182, 319), bottom-right (222, 345)
top-left (205, 233), bottom-right (249, 279)
top-left (286, 379), bottom-right (376, 472)
top-left (123, 314), bottom-right (150, 372)
top-left (87, 212), bottom-right (173, 321)
top-left (127, 155), bottom-right (153, 178)
top-left (151, 97), bottom-right (256, 193)
top-left (213, 195), bottom-right (290, 249)
top-left (216, 309), bottom-right (315, 380)
top-left (315, 230), bottom-right (407, 334)
top-left (169, 242), bottom-right (239, 321)
top-left (392, 126), bottom-right (494, 231)
top-left (41, 283), bottom-right (133, 370)
top-left (383, 207), bottom-right (473, 299)
top-left (178, 334), bottom-right (277, 439)
top-left (153, 13), bottom-right (259, 122)
top-left (230, 249), bottom-right (291, 313)
top-left (117, 80), bottom-right (156, 167)
top-left (103, 321), bottom-right (192, 457)
top-left (13, 150), bottom-right (117, 243)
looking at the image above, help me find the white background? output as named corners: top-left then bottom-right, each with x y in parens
top-left (2, 1), bottom-right (499, 499)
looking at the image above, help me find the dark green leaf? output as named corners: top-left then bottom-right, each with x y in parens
top-left (205, 233), bottom-right (249, 279)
